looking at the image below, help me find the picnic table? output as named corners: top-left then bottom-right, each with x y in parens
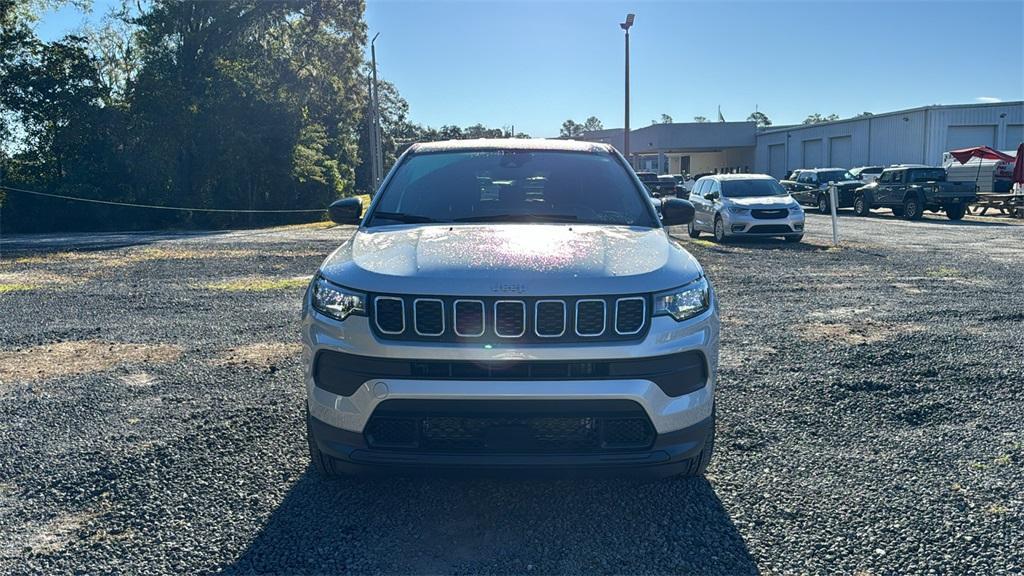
top-left (970, 192), bottom-right (1024, 218)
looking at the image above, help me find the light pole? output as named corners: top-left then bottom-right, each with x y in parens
top-left (370, 32), bottom-right (383, 192)
top-left (620, 13), bottom-right (634, 167)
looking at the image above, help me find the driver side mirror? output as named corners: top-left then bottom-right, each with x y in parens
top-left (661, 198), bottom-right (695, 227)
top-left (327, 197), bottom-right (363, 225)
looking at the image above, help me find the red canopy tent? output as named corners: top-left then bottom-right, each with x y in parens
top-left (949, 145), bottom-right (1016, 165)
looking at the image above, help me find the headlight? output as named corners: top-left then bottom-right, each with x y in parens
top-left (727, 206), bottom-right (750, 215)
top-left (654, 277), bottom-right (711, 322)
top-left (789, 204), bottom-right (803, 214)
top-left (311, 275), bottom-right (365, 321)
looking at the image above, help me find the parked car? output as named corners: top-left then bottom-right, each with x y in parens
top-left (687, 174), bottom-right (804, 243)
top-left (658, 174), bottom-right (684, 196)
top-left (635, 171), bottom-right (676, 197)
top-left (781, 168), bottom-right (862, 214)
top-left (306, 139), bottom-right (718, 479)
top-left (853, 166), bottom-right (976, 220)
top-left (849, 166), bottom-right (884, 184)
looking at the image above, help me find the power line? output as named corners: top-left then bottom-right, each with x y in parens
top-left (0, 185), bottom-right (327, 214)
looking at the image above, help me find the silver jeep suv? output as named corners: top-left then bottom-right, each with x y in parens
top-left (302, 139), bottom-right (719, 478)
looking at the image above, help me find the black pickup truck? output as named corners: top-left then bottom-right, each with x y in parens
top-left (853, 166), bottom-right (976, 220)
top-left (781, 168), bottom-right (863, 214)
top-left (635, 171), bottom-right (677, 197)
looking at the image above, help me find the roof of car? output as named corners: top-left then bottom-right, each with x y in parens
top-left (802, 167), bottom-right (848, 172)
top-left (698, 173), bottom-right (776, 181)
top-left (409, 138), bottom-right (614, 154)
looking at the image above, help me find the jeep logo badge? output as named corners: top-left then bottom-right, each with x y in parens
top-left (492, 283), bottom-right (526, 294)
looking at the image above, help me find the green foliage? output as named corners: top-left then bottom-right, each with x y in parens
top-left (803, 113), bottom-right (840, 125)
top-left (747, 111), bottom-right (772, 128)
top-left (0, 0), bottom-right (368, 232)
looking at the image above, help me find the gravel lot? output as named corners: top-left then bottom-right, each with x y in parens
top-left (1, 212), bottom-right (1022, 574)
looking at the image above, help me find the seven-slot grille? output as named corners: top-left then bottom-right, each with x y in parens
top-left (371, 295), bottom-right (650, 343)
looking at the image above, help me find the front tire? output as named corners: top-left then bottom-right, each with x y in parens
top-left (307, 409), bottom-right (340, 479)
top-left (854, 194), bottom-right (871, 216)
top-left (713, 216), bottom-right (727, 243)
top-left (687, 220), bottom-right (701, 238)
top-left (679, 406), bottom-right (716, 478)
top-left (903, 195), bottom-right (923, 220)
top-left (817, 194), bottom-right (830, 214)
top-left (946, 203), bottom-right (966, 220)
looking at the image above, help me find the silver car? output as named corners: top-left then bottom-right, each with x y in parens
top-left (303, 139), bottom-right (719, 479)
top-left (686, 174), bottom-right (805, 243)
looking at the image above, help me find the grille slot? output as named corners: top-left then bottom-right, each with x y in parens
top-left (494, 301), bottom-right (526, 337)
top-left (752, 209), bottom-right (789, 220)
top-left (575, 299), bottom-right (606, 336)
top-left (453, 300), bottom-right (485, 337)
top-left (374, 297), bottom-right (405, 334)
top-left (535, 300), bottom-right (566, 337)
top-left (615, 297), bottom-right (646, 335)
top-left (413, 299), bottom-right (444, 336)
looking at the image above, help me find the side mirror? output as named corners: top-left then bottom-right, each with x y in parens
top-left (703, 192), bottom-right (718, 201)
top-left (328, 197), bottom-right (363, 225)
top-left (661, 198), bottom-right (695, 227)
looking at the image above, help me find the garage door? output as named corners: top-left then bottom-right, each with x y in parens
top-left (1006, 125), bottom-right (1023, 149)
top-left (946, 125), bottom-right (996, 150)
top-left (829, 136), bottom-right (852, 168)
top-left (768, 144), bottom-right (786, 178)
top-left (802, 139), bottom-right (823, 169)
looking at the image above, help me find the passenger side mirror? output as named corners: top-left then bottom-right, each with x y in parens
top-left (703, 191), bottom-right (718, 201)
top-left (660, 198), bottom-right (695, 227)
top-left (327, 197), bottom-right (363, 225)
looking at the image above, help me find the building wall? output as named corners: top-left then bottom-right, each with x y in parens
top-left (754, 102), bottom-right (1024, 179)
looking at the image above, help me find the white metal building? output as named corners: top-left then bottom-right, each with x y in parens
top-left (754, 101), bottom-right (1023, 179)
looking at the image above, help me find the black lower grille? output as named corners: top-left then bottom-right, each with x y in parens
top-left (752, 209), bottom-right (788, 219)
top-left (747, 224), bottom-right (792, 234)
top-left (364, 400), bottom-right (655, 453)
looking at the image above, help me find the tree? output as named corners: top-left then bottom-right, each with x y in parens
top-left (747, 111), bottom-right (772, 128)
top-left (560, 119), bottom-right (583, 138)
top-left (582, 116), bottom-right (603, 132)
top-left (856, 111), bottom-right (873, 118)
top-left (802, 113), bottom-right (840, 125)
top-left (693, 116), bottom-right (708, 123)
top-left (652, 114), bottom-right (672, 125)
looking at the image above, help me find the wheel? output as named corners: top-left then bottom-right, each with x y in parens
top-left (854, 194), bottom-right (871, 216)
top-left (903, 195), bottom-right (923, 220)
top-left (687, 220), bottom-right (701, 238)
top-left (307, 408), bottom-right (340, 479)
top-left (784, 234), bottom-right (803, 243)
top-left (713, 216), bottom-right (727, 243)
top-left (817, 194), bottom-right (830, 214)
top-left (679, 405), bottom-right (716, 478)
top-left (891, 205), bottom-right (905, 218)
top-left (946, 203), bottom-right (966, 220)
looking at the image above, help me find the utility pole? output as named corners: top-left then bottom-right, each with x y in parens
top-left (370, 33), bottom-right (383, 193)
top-left (620, 14), bottom-right (634, 167)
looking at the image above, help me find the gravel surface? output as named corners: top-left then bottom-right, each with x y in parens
top-left (1, 213), bottom-right (1021, 574)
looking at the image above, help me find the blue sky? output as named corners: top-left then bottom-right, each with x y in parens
top-left (36, 0), bottom-right (1024, 137)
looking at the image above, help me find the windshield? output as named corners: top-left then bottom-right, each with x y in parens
top-left (908, 169), bottom-right (947, 182)
top-left (368, 150), bottom-right (658, 227)
top-left (721, 179), bottom-right (789, 198)
top-left (817, 170), bottom-right (856, 182)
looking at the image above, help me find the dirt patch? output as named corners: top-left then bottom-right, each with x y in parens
top-left (200, 276), bottom-right (311, 292)
top-left (798, 321), bottom-right (924, 345)
top-left (209, 342), bottom-right (301, 370)
top-left (21, 510), bottom-right (99, 556)
top-left (0, 341), bottom-right (182, 383)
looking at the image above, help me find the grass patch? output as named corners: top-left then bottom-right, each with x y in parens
top-left (926, 266), bottom-right (961, 278)
top-left (688, 238), bottom-right (717, 248)
top-left (203, 276), bottom-right (310, 292)
top-left (0, 283), bottom-right (36, 293)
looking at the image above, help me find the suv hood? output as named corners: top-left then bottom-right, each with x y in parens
top-left (726, 196), bottom-right (797, 209)
top-left (319, 224), bottom-right (702, 297)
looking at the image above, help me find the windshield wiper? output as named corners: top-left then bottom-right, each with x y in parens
top-left (371, 211), bottom-right (443, 224)
top-left (453, 214), bottom-right (579, 223)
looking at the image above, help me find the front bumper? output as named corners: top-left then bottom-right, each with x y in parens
top-left (308, 409), bottom-right (713, 478)
top-left (721, 210), bottom-right (804, 236)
